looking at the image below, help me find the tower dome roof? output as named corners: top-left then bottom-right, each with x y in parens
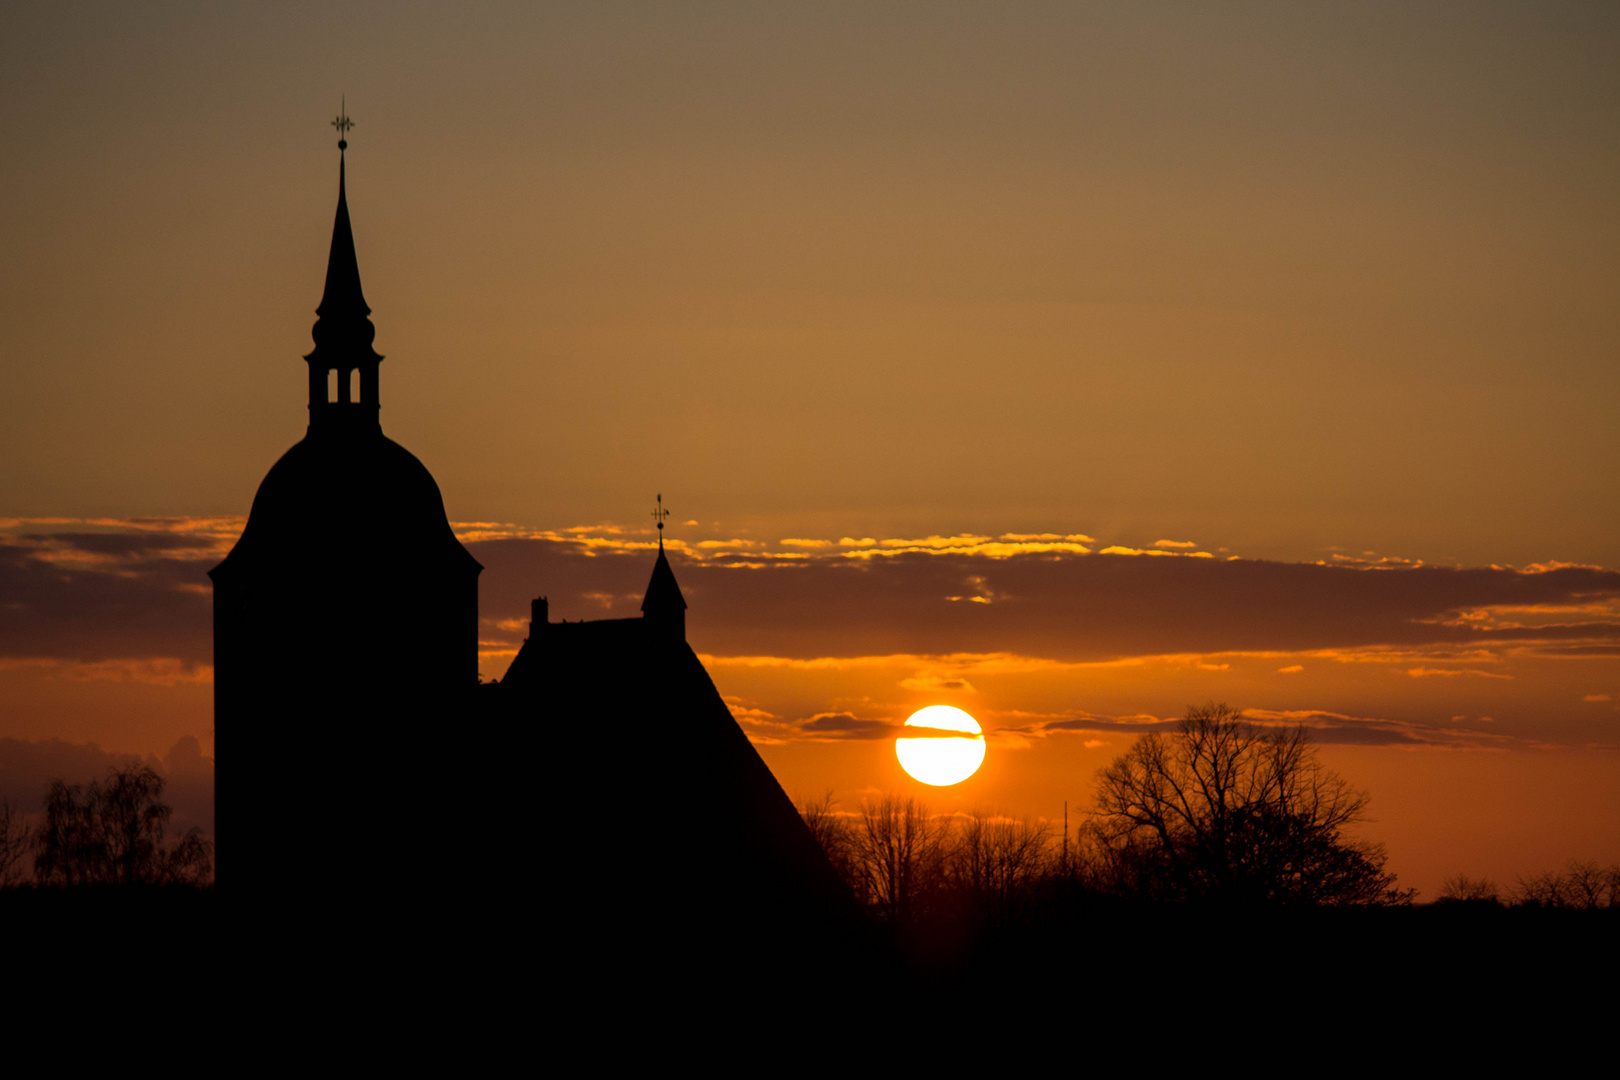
top-left (214, 430), bottom-right (479, 578)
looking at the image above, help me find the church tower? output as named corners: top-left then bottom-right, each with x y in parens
top-left (210, 125), bottom-right (482, 891)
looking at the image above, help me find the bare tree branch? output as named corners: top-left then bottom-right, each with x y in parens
top-left (1088, 702), bottom-right (1409, 905)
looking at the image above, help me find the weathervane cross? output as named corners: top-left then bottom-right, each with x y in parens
top-left (332, 97), bottom-right (355, 149)
top-left (652, 494), bottom-right (670, 547)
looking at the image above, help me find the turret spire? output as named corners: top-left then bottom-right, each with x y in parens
top-left (642, 495), bottom-right (687, 639)
top-left (305, 102), bottom-right (382, 432)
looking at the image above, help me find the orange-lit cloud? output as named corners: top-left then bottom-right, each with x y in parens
top-left (0, 657), bottom-right (213, 686)
top-left (15, 515), bottom-right (1620, 668)
top-left (469, 529), bottom-right (1620, 674)
top-left (0, 518), bottom-right (224, 665)
top-left (1010, 705), bottom-right (1554, 751)
top-left (1406, 667), bottom-right (1514, 680)
top-left (8, 516), bottom-right (1620, 759)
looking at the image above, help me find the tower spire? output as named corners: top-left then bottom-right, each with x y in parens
top-left (306, 102), bottom-right (382, 432)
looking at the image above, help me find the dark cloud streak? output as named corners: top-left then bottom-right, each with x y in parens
top-left (799, 712), bottom-right (895, 740)
top-left (472, 539), bottom-right (1620, 663)
top-left (6, 520), bottom-right (1618, 673)
top-left (0, 539), bottom-right (211, 663)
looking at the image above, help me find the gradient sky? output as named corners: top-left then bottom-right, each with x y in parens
top-left (2, 3), bottom-right (1618, 896)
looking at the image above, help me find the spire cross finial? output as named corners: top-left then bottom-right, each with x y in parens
top-left (652, 494), bottom-right (669, 549)
top-left (332, 97), bottom-right (355, 150)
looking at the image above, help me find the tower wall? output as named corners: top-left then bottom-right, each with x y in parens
top-left (214, 543), bottom-right (477, 893)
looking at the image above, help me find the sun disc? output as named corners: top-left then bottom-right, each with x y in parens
top-left (896, 705), bottom-right (986, 786)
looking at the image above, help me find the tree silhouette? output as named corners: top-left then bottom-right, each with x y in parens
top-left (799, 795), bottom-right (1065, 933)
top-left (34, 764), bottom-right (212, 887)
top-left (798, 791), bottom-right (858, 891)
top-left (1515, 861), bottom-right (1620, 909)
top-left (851, 795), bottom-right (946, 923)
top-left (0, 800), bottom-right (30, 888)
top-left (948, 811), bottom-right (1052, 928)
top-left (1436, 873), bottom-right (1502, 905)
top-left (1088, 702), bottom-right (1409, 905)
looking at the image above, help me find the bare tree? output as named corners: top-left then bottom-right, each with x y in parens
top-left (850, 795), bottom-right (945, 923)
top-left (1563, 861), bottom-right (1619, 908)
top-left (950, 811), bottom-right (1053, 928)
top-left (1515, 861), bottom-right (1620, 909)
top-left (798, 791), bottom-right (858, 890)
top-left (1516, 869), bottom-right (1572, 908)
top-left (1090, 702), bottom-right (1409, 905)
top-left (34, 765), bottom-right (212, 887)
top-left (1436, 873), bottom-right (1502, 904)
top-left (0, 800), bottom-right (31, 888)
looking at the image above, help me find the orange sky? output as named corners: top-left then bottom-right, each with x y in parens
top-left (2, 4), bottom-right (1618, 896)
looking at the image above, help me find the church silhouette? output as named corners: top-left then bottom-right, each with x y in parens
top-left (212, 133), bottom-right (857, 954)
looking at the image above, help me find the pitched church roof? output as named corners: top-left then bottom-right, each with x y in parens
top-left (496, 539), bottom-right (862, 948)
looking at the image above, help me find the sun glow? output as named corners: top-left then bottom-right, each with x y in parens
top-left (896, 705), bottom-right (986, 786)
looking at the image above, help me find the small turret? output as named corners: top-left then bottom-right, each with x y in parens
top-left (641, 546), bottom-right (687, 640)
top-left (641, 495), bottom-right (686, 640)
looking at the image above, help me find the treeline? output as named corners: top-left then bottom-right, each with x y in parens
top-left (799, 702), bottom-right (1414, 933)
top-left (0, 764), bottom-right (212, 889)
top-left (803, 795), bottom-right (1620, 926)
top-left (799, 790), bottom-right (1391, 936)
top-left (799, 703), bottom-right (1618, 929)
top-left (801, 794), bottom-right (1062, 933)
top-left (1439, 865), bottom-right (1620, 910)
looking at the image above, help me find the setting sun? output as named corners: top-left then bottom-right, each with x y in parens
top-left (896, 705), bottom-right (986, 787)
